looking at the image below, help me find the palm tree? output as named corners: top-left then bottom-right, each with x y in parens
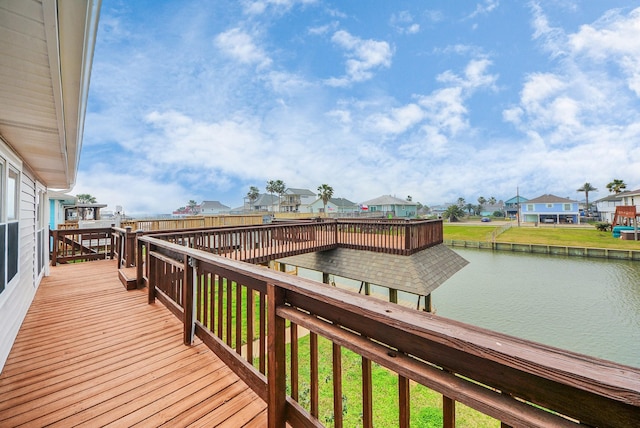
top-left (317, 184), bottom-right (334, 216)
top-left (488, 196), bottom-right (497, 206)
top-left (187, 199), bottom-right (198, 214)
top-left (577, 182), bottom-right (597, 215)
top-left (76, 193), bottom-right (96, 204)
top-left (246, 186), bottom-right (259, 211)
top-left (266, 180), bottom-right (286, 212)
top-left (477, 196), bottom-right (486, 215)
top-left (464, 203), bottom-right (475, 215)
top-left (443, 204), bottom-right (466, 222)
top-left (457, 197), bottom-right (465, 207)
top-left (606, 179), bottom-right (627, 194)
top-left (406, 195), bottom-right (412, 202)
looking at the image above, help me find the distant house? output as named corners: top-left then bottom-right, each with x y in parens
top-left (309, 197), bottom-right (359, 214)
top-left (245, 193), bottom-right (279, 212)
top-left (281, 188), bottom-right (317, 213)
top-left (504, 196), bottom-right (528, 219)
top-left (594, 194), bottom-right (624, 223)
top-left (429, 204), bottom-right (451, 218)
top-left (360, 195), bottom-right (418, 218)
top-left (199, 200), bottom-right (230, 215)
top-left (49, 191), bottom-right (77, 230)
top-left (521, 194), bottom-right (580, 224)
top-left (618, 188), bottom-right (640, 210)
top-left (480, 201), bottom-right (505, 217)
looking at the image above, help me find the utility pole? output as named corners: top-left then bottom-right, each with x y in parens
top-left (517, 186), bottom-right (521, 227)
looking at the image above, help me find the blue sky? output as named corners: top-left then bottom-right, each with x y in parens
top-left (77, 0), bottom-right (640, 215)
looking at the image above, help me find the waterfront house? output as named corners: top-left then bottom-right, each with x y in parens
top-left (504, 195), bottom-right (528, 219)
top-left (280, 188), bottom-right (317, 213)
top-left (0, 0), bottom-right (100, 368)
top-left (521, 194), bottom-right (580, 224)
top-left (244, 193), bottom-right (279, 212)
top-left (308, 197), bottom-right (359, 214)
top-left (594, 193), bottom-right (624, 223)
top-left (360, 194), bottom-right (418, 218)
top-left (618, 188), bottom-right (640, 211)
top-left (199, 200), bottom-right (231, 215)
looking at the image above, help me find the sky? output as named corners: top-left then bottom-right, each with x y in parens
top-left (76, 0), bottom-right (640, 216)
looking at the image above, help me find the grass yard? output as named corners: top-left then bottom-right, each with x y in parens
top-left (444, 224), bottom-right (640, 250)
top-left (288, 335), bottom-right (499, 428)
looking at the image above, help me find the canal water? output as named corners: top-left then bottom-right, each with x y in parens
top-left (296, 248), bottom-right (640, 367)
top-left (433, 248), bottom-right (640, 368)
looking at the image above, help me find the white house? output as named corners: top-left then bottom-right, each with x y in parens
top-left (0, 0), bottom-right (100, 370)
top-left (594, 194), bottom-right (624, 223)
top-left (618, 188), bottom-right (640, 210)
top-left (281, 188), bottom-right (317, 213)
top-left (308, 197), bottom-right (359, 214)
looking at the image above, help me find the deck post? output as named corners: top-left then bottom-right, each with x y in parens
top-left (136, 231), bottom-right (144, 287)
top-left (443, 395), bottom-right (455, 428)
top-left (267, 282), bottom-right (286, 427)
top-left (51, 229), bottom-right (58, 266)
top-left (183, 256), bottom-right (196, 345)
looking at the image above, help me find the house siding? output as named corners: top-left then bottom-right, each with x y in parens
top-left (0, 156), bottom-right (42, 370)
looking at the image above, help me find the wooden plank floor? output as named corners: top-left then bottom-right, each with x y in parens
top-left (0, 260), bottom-right (267, 427)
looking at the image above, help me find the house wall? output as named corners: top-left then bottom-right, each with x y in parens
top-left (522, 202), bottom-right (579, 223)
top-left (0, 143), bottom-right (46, 370)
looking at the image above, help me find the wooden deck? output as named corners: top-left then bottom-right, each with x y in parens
top-left (0, 260), bottom-right (267, 427)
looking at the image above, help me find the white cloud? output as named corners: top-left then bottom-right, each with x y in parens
top-left (242, 0), bottom-right (318, 15)
top-left (568, 7), bottom-right (640, 96)
top-left (326, 30), bottom-right (393, 86)
top-left (214, 28), bottom-right (272, 68)
top-left (467, 0), bottom-right (500, 19)
top-left (390, 11), bottom-right (421, 34)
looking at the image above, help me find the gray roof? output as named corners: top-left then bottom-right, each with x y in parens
top-left (278, 245), bottom-right (468, 297)
top-left (526, 194), bottom-right (577, 204)
top-left (329, 197), bottom-right (357, 207)
top-left (200, 200), bottom-right (230, 210)
top-left (253, 194), bottom-right (279, 206)
top-left (361, 195), bottom-right (416, 206)
top-left (286, 188), bottom-right (316, 196)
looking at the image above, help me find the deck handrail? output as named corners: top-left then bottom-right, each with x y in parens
top-left (146, 219), bottom-right (443, 261)
top-left (50, 227), bottom-right (115, 265)
top-left (139, 235), bottom-right (640, 427)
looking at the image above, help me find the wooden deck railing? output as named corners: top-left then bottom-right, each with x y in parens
top-left (139, 235), bottom-right (640, 428)
top-left (50, 227), bottom-right (114, 264)
top-left (148, 219), bottom-right (443, 262)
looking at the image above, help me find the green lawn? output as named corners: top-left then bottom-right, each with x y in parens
top-left (288, 335), bottom-right (499, 428)
top-left (444, 224), bottom-right (640, 250)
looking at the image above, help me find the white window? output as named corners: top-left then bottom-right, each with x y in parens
top-left (0, 163), bottom-right (20, 294)
top-left (546, 203), bottom-right (553, 208)
top-left (563, 204), bottom-right (571, 211)
top-left (527, 204), bottom-right (534, 211)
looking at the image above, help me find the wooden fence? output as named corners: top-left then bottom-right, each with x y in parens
top-left (139, 235), bottom-right (640, 427)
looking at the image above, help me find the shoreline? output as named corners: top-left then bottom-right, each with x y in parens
top-left (444, 238), bottom-right (640, 261)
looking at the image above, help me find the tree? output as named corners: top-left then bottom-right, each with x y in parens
top-left (477, 196), bottom-right (486, 215)
top-left (577, 182), bottom-right (597, 214)
top-left (464, 203), bottom-right (475, 215)
top-left (76, 193), bottom-right (96, 204)
top-left (443, 204), bottom-right (466, 222)
top-left (187, 199), bottom-right (198, 214)
top-left (606, 179), bottom-right (627, 194)
top-left (246, 186), bottom-right (260, 211)
top-left (317, 184), bottom-right (334, 215)
top-left (488, 196), bottom-right (497, 206)
top-left (406, 195), bottom-right (412, 202)
top-left (266, 179), bottom-right (286, 212)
